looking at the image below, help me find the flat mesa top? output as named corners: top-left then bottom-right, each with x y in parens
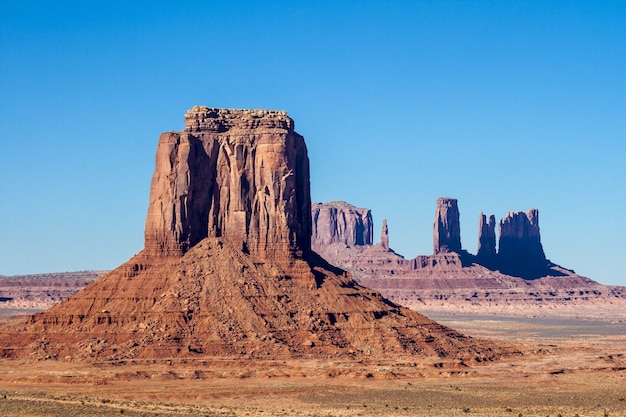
top-left (312, 201), bottom-right (365, 211)
top-left (183, 105), bottom-right (293, 132)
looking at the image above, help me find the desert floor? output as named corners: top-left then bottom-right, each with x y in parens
top-left (0, 311), bottom-right (624, 417)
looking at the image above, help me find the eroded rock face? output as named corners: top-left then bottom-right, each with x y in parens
top-left (308, 202), bottom-right (626, 317)
top-left (433, 197), bottom-right (462, 254)
top-left (477, 211), bottom-right (497, 264)
top-left (311, 201), bottom-right (373, 248)
top-left (144, 106), bottom-right (311, 262)
top-left (0, 271), bottom-right (103, 310)
top-left (497, 209), bottom-right (547, 277)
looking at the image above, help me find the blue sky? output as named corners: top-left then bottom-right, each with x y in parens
top-left (1, 1), bottom-right (624, 285)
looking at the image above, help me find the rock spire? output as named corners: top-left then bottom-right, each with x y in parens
top-left (433, 197), bottom-right (462, 254)
top-left (380, 218), bottom-right (389, 250)
top-left (498, 209), bottom-right (547, 277)
top-left (477, 211), bottom-right (496, 264)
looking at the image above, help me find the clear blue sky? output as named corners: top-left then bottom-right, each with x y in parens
top-left (1, 1), bottom-right (624, 285)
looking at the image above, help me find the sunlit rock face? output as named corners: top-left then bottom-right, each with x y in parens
top-left (144, 106), bottom-right (312, 262)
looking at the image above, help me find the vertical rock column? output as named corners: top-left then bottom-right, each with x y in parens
top-left (380, 218), bottom-right (389, 250)
top-left (311, 201), bottom-right (373, 247)
top-left (433, 197), bottom-right (462, 254)
top-left (477, 211), bottom-right (497, 264)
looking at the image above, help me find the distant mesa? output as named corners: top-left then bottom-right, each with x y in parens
top-left (380, 218), bottom-right (389, 250)
top-left (0, 271), bottom-right (104, 310)
top-left (310, 199), bottom-right (626, 316)
top-left (497, 209), bottom-right (547, 278)
top-left (312, 198), bottom-right (554, 280)
top-left (311, 201), bottom-right (373, 247)
top-left (433, 197), bottom-right (462, 255)
top-left (0, 107), bottom-right (495, 362)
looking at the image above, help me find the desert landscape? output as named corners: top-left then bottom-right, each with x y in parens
top-left (4, 1), bottom-right (626, 415)
top-left (0, 106), bottom-right (625, 417)
top-left (0, 312), bottom-right (624, 416)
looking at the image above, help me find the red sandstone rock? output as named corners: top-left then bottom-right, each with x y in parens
top-left (144, 106), bottom-right (311, 263)
top-left (380, 218), bottom-right (389, 250)
top-left (2, 239), bottom-right (493, 361)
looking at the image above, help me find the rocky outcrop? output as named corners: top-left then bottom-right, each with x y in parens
top-left (144, 106), bottom-right (311, 263)
top-left (311, 201), bottom-right (373, 247)
top-left (477, 211), bottom-right (496, 265)
top-left (497, 209), bottom-right (548, 278)
top-left (380, 218), bottom-right (389, 250)
top-left (433, 197), bottom-right (462, 254)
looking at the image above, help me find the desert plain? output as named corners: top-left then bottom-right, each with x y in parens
top-left (0, 309), bottom-right (624, 417)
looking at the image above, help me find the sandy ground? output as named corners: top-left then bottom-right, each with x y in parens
top-left (0, 312), bottom-right (625, 417)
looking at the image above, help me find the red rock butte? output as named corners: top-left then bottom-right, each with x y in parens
top-left (145, 106), bottom-right (312, 263)
top-left (0, 106), bottom-right (499, 362)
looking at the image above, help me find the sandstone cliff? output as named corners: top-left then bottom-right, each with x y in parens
top-left (144, 106), bottom-right (311, 263)
top-left (433, 197), bottom-right (462, 254)
top-left (477, 211), bottom-right (497, 266)
top-left (311, 201), bottom-right (373, 247)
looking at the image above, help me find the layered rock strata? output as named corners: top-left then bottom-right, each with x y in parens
top-left (311, 201), bottom-right (373, 247)
top-left (433, 197), bottom-right (462, 254)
